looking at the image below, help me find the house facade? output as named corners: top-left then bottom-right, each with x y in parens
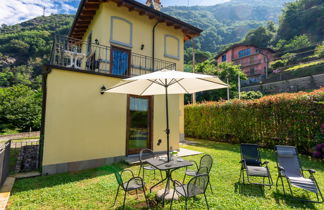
top-left (41, 0), bottom-right (201, 175)
top-left (215, 44), bottom-right (274, 85)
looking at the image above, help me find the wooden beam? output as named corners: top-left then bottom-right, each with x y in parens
top-left (174, 25), bottom-right (181, 29)
top-left (166, 22), bottom-right (174, 26)
top-left (80, 11), bottom-right (96, 16)
top-left (128, 6), bottom-right (135, 12)
top-left (139, 10), bottom-right (146, 16)
top-left (77, 20), bottom-right (91, 24)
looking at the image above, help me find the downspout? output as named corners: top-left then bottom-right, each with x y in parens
top-left (152, 21), bottom-right (160, 71)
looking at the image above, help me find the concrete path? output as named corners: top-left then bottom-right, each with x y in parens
top-left (0, 177), bottom-right (15, 210)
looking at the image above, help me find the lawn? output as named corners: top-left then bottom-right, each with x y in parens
top-left (8, 139), bottom-right (324, 209)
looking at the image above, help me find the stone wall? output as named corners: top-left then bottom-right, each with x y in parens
top-left (242, 74), bottom-right (324, 94)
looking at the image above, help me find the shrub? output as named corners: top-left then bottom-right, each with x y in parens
top-left (269, 59), bottom-right (287, 70)
top-left (314, 43), bottom-right (324, 58)
top-left (239, 91), bottom-right (263, 100)
top-left (281, 53), bottom-right (298, 65)
top-left (184, 88), bottom-right (324, 154)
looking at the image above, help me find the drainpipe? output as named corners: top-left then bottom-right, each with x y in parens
top-left (152, 21), bottom-right (160, 71)
top-left (259, 49), bottom-right (269, 79)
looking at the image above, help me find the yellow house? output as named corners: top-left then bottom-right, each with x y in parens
top-left (41, 0), bottom-right (202, 175)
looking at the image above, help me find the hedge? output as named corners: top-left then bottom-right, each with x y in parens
top-left (184, 88), bottom-right (324, 154)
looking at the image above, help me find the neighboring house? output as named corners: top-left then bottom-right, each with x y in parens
top-left (40, 0), bottom-right (202, 175)
top-left (215, 44), bottom-right (275, 85)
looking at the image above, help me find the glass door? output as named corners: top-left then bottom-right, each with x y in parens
top-left (127, 96), bottom-right (152, 155)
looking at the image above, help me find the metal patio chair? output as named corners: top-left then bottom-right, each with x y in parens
top-left (183, 154), bottom-right (214, 193)
top-left (275, 145), bottom-right (324, 203)
top-left (138, 148), bottom-right (163, 181)
top-left (239, 143), bottom-right (273, 186)
top-left (113, 169), bottom-right (149, 209)
top-left (171, 174), bottom-right (210, 210)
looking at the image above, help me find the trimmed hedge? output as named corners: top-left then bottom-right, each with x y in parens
top-left (185, 88), bottom-right (324, 154)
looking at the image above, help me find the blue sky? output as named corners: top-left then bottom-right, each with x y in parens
top-left (0, 0), bottom-right (229, 25)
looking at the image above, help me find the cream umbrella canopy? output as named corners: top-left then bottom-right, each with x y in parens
top-left (106, 69), bottom-right (228, 161)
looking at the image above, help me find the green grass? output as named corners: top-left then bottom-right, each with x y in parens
top-left (8, 139), bottom-right (324, 209)
top-left (285, 60), bottom-right (324, 72)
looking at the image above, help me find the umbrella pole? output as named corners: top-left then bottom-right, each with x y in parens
top-left (165, 84), bottom-right (170, 162)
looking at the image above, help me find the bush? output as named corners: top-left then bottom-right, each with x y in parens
top-left (239, 91), bottom-right (263, 100)
top-left (314, 43), bottom-right (324, 58)
top-left (269, 59), bottom-right (287, 70)
top-left (0, 85), bottom-right (42, 132)
top-left (281, 53), bottom-right (298, 65)
top-left (184, 88), bottom-right (324, 154)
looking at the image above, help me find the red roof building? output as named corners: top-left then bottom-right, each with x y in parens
top-left (215, 44), bottom-right (275, 84)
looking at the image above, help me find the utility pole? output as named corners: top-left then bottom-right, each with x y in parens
top-left (238, 74), bottom-right (241, 99)
top-left (43, 6), bottom-right (46, 16)
top-left (192, 39), bottom-right (196, 104)
top-left (227, 77), bottom-right (230, 100)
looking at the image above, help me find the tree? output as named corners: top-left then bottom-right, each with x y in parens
top-left (277, 0), bottom-right (324, 42)
top-left (0, 85), bottom-right (42, 132)
top-left (243, 25), bottom-right (274, 48)
top-left (185, 61), bottom-right (247, 103)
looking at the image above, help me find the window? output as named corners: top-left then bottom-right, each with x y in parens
top-left (222, 54), bottom-right (227, 62)
top-left (238, 48), bottom-right (251, 58)
top-left (111, 46), bottom-right (130, 76)
top-left (164, 34), bottom-right (180, 60)
top-left (250, 68), bottom-right (255, 75)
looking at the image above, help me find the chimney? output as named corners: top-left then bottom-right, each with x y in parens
top-left (146, 0), bottom-right (162, 11)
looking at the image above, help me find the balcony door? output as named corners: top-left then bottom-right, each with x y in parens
top-left (126, 95), bottom-right (153, 155)
top-left (111, 46), bottom-right (130, 76)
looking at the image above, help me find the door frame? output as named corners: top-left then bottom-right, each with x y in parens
top-left (110, 45), bottom-right (131, 76)
top-left (126, 95), bottom-right (154, 156)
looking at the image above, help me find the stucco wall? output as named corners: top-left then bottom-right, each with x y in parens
top-left (43, 69), bottom-right (181, 168)
top-left (81, 1), bottom-right (185, 140)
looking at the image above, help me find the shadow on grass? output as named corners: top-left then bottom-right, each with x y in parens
top-left (11, 163), bottom-right (127, 194)
top-left (185, 138), bottom-right (324, 172)
top-left (272, 189), bottom-right (317, 209)
top-left (234, 182), bottom-right (265, 197)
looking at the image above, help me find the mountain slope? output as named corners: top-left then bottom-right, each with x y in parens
top-left (162, 0), bottom-right (293, 52)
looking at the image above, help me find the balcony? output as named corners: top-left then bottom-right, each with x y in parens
top-left (234, 59), bottom-right (262, 67)
top-left (50, 36), bottom-right (176, 77)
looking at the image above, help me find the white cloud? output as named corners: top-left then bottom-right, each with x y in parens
top-left (0, 0), bottom-right (78, 25)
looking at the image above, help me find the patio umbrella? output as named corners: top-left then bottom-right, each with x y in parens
top-left (106, 69), bottom-right (228, 161)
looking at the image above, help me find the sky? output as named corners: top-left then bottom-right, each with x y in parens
top-left (0, 0), bottom-right (230, 26)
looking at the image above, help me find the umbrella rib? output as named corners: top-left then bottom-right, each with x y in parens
top-left (197, 78), bottom-right (229, 87)
top-left (148, 79), bottom-right (164, 86)
top-left (175, 80), bottom-right (190, 94)
top-left (139, 80), bottom-right (155, 95)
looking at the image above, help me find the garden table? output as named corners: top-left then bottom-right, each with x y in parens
top-left (146, 157), bottom-right (193, 207)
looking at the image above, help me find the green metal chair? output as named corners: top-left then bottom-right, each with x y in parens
top-left (138, 148), bottom-right (163, 181)
top-left (183, 154), bottom-right (214, 193)
top-left (171, 173), bottom-right (210, 210)
top-left (113, 169), bottom-right (149, 209)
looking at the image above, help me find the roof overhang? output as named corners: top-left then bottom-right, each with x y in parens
top-left (69, 0), bottom-right (202, 40)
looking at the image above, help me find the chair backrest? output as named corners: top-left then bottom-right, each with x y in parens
top-left (187, 174), bottom-right (209, 197)
top-left (139, 148), bottom-right (154, 164)
top-left (114, 171), bottom-right (123, 187)
top-left (240, 143), bottom-right (261, 166)
top-left (275, 145), bottom-right (302, 178)
top-left (199, 154), bottom-right (213, 174)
